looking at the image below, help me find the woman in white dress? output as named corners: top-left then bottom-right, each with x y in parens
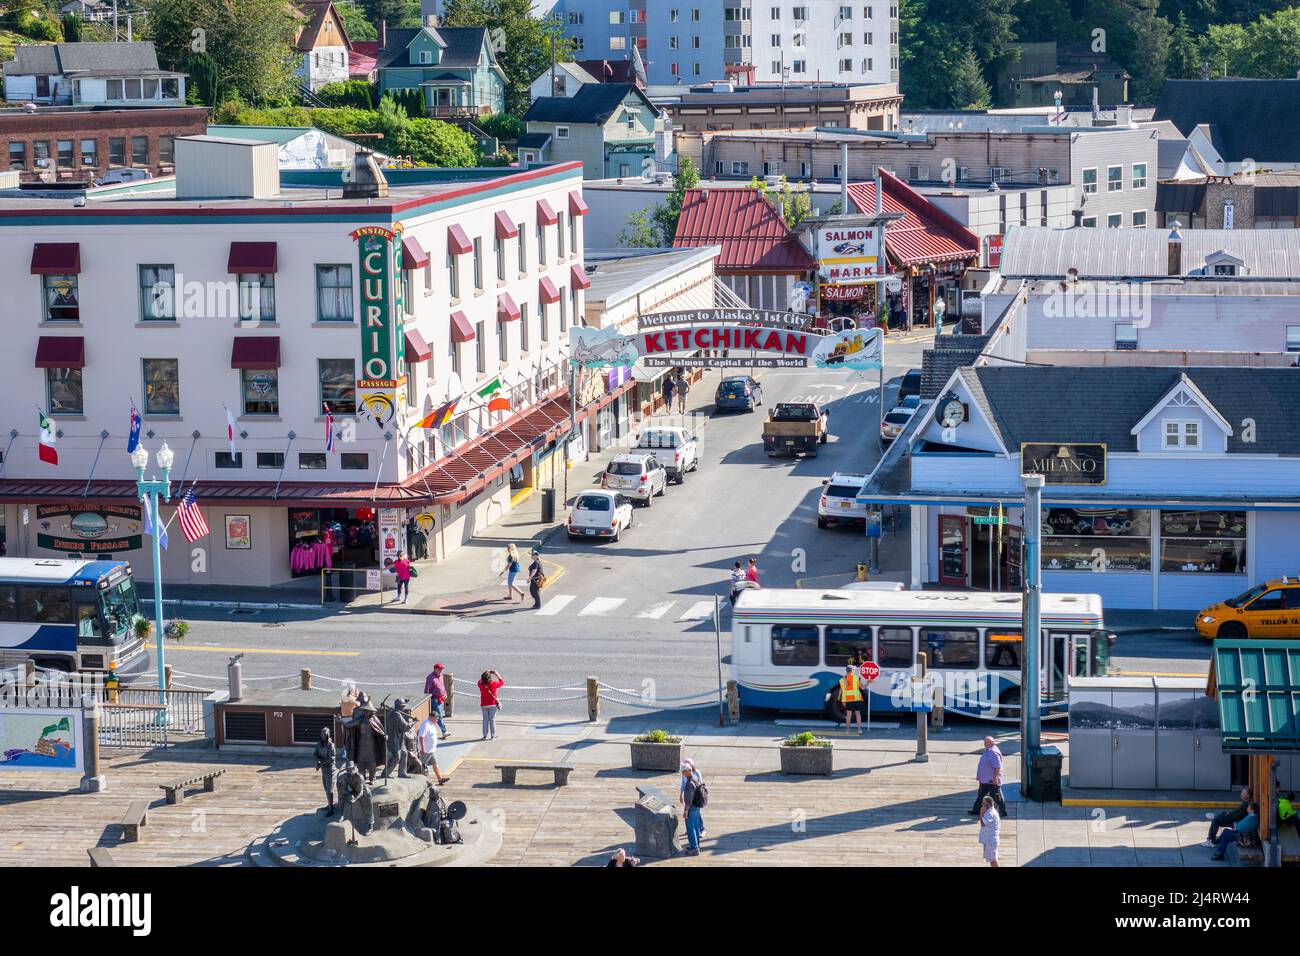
top-left (978, 795), bottom-right (1001, 867)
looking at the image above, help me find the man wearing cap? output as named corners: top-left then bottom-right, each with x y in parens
top-left (839, 664), bottom-right (864, 734)
top-left (424, 663), bottom-right (450, 740)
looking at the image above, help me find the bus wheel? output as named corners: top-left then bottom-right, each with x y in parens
top-left (998, 687), bottom-right (1021, 721)
top-left (825, 690), bottom-right (846, 725)
top-left (1217, 622), bottom-right (1247, 639)
top-left (33, 658), bottom-right (74, 674)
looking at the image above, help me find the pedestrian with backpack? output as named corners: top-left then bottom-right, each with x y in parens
top-left (681, 760), bottom-right (708, 856)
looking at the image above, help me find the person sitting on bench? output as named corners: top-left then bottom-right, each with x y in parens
top-left (1211, 802), bottom-right (1259, 860)
top-left (1203, 787), bottom-right (1252, 847)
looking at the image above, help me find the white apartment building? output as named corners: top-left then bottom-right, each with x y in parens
top-left (0, 151), bottom-right (603, 588)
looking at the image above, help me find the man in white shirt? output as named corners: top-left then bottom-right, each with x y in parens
top-left (417, 714), bottom-right (451, 784)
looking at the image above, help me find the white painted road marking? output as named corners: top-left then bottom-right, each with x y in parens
top-left (637, 601), bottom-right (676, 619)
top-left (534, 594), bottom-right (576, 616)
top-left (579, 597), bottom-right (626, 617)
top-left (437, 619), bottom-right (479, 634)
top-left (678, 601), bottom-right (715, 621)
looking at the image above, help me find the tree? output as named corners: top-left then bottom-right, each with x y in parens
top-left (649, 156), bottom-right (699, 245)
top-left (318, 79), bottom-right (375, 110)
top-left (358, 0), bottom-right (421, 28)
top-left (1241, 7), bottom-right (1300, 77)
top-left (950, 46), bottom-right (992, 109)
top-left (188, 52), bottom-right (223, 107)
top-left (1167, 12), bottom-right (1203, 79)
top-left (61, 13), bottom-right (82, 42)
top-left (899, 0), bottom-right (1016, 108)
top-left (148, 0), bottom-right (300, 105)
top-left (335, 0), bottom-right (378, 41)
top-left (1199, 21), bottom-right (1250, 77)
top-left (441, 0), bottom-right (573, 116)
top-left (618, 207), bottom-right (664, 248)
top-left (395, 118), bottom-right (480, 167)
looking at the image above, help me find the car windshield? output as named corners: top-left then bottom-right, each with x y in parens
top-left (638, 431), bottom-right (678, 448)
top-left (607, 462), bottom-right (643, 476)
top-left (1224, 583), bottom-right (1272, 608)
top-left (885, 411), bottom-right (912, 425)
top-left (826, 484), bottom-right (862, 498)
top-left (576, 495), bottom-right (612, 511)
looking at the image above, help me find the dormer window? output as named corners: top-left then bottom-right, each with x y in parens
top-left (419, 50), bottom-right (433, 64)
top-left (1213, 263), bottom-right (1236, 276)
top-left (1163, 420), bottom-right (1200, 450)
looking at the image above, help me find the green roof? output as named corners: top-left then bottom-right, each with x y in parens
top-left (1214, 639), bottom-right (1300, 753)
top-left (206, 125), bottom-right (312, 146)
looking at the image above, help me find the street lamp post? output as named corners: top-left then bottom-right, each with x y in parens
top-left (132, 441), bottom-right (173, 723)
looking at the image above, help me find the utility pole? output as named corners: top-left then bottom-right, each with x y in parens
top-left (1020, 473), bottom-right (1044, 797)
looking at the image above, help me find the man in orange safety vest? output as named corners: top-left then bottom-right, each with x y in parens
top-left (839, 664), bottom-right (864, 733)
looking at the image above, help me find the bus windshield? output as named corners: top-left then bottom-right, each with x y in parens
top-left (100, 578), bottom-right (141, 637)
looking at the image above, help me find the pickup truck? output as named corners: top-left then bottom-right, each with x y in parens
top-left (633, 425), bottom-right (699, 484)
top-left (762, 403), bottom-right (830, 457)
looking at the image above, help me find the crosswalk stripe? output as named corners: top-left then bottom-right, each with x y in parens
top-left (534, 594), bottom-right (576, 616)
top-left (637, 601), bottom-right (676, 619)
top-left (578, 597), bottom-right (625, 617)
top-left (436, 619), bottom-right (478, 634)
top-left (678, 601), bottom-right (715, 621)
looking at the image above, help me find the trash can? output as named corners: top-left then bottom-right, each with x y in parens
top-left (1029, 745), bottom-right (1063, 802)
top-left (332, 563), bottom-right (356, 604)
top-left (540, 488), bottom-right (556, 524)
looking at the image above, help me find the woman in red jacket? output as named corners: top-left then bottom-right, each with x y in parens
top-left (479, 670), bottom-right (504, 740)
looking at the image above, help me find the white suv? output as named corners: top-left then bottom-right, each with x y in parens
top-left (601, 453), bottom-right (668, 505)
top-left (817, 472), bottom-right (868, 528)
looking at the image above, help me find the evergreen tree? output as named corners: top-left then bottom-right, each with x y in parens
top-left (1167, 12), bottom-right (1203, 80)
top-left (951, 46), bottom-right (993, 109)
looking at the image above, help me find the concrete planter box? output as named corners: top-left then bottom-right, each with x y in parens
top-left (780, 744), bottom-right (833, 776)
top-left (630, 740), bottom-right (683, 772)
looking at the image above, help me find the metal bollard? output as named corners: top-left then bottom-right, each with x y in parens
top-left (587, 676), bottom-right (599, 722)
top-left (445, 673), bottom-right (455, 717)
top-left (164, 664), bottom-right (173, 690)
top-left (228, 655), bottom-right (243, 702)
top-left (301, 668), bottom-right (312, 691)
top-left (914, 651), bottom-right (929, 763)
top-left (79, 698), bottom-right (106, 793)
top-left (726, 680), bottom-right (740, 725)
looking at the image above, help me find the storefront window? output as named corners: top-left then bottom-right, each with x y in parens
top-left (1159, 510), bottom-right (1246, 574)
top-left (1042, 507), bottom-right (1151, 572)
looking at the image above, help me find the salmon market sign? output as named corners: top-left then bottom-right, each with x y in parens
top-left (569, 324), bottom-right (882, 372)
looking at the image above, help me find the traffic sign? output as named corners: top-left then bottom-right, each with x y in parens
top-left (972, 515), bottom-right (1005, 525)
top-left (859, 661), bottom-right (881, 682)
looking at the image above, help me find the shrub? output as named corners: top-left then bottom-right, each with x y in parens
top-left (317, 79), bottom-right (374, 110)
top-left (133, 617), bottom-right (154, 639)
top-left (634, 729), bottom-right (683, 744)
top-left (478, 113), bottom-right (524, 143)
top-left (783, 731), bottom-right (831, 747)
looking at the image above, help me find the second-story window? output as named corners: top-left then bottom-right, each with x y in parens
top-left (316, 265), bottom-right (353, 321)
top-left (517, 225), bottom-right (527, 273)
top-left (43, 275), bottom-right (78, 322)
top-left (142, 358), bottom-right (180, 415)
top-left (495, 235), bottom-right (506, 281)
top-left (238, 274), bottom-right (275, 322)
top-left (447, 250), bottom-right (460, 299)
top-left (139, 265), bottom-right (175, 321)
top-left (536, 223), bottom-right (545, 266)
top-left (241, 368), bottom-right (279, 415)
top-left (473, 237), bottom-right (484, 291)
top-left (557, 211), bottom-right (566, 258)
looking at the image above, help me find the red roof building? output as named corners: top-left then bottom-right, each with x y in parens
top-left (672, 186), bottom-right (815, 311)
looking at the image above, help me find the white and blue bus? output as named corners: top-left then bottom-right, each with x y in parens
top-left (0, 559), bottom-right (148, 674)
top-left (731, 588), bottom-right (1111, 720)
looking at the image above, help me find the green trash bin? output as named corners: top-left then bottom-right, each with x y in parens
top-left (1029, 745), bottom-right (1063, 802)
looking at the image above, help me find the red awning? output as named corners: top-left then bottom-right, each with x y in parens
top-left (35, 336), bottom-right (84, 368)
top-left (537, 198), bottom-right (558, 226)
top-left (230, 336), bottom-right (281, 370)
top-left (227, 241), bottom-right (278, 273)
top-left (404, 328), bottom-right (432, 362)
top-left (401, 235), bottom-right (430, 270)
top-left (494, 210), bottom-right (519, 240)
top-left (570, 264), bottom-right (591, 290)
top-left (447, 224), bottom-right (473, 256)
top-left (539, 276), bottom-right (560, 303)
top-left (498, 292), bottom-right (521, 322)
top-left (450, 310), bottom-right (475, 343)
top-left (31, 243), bottom-right (80, 275)
top-left (568, 191), bottom-right (589, 217)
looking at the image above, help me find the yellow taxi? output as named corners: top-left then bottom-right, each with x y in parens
top-left (1195, 578), bottom-right (1300, 639)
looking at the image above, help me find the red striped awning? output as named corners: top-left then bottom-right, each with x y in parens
top-left (450, 310), bottom-right (475, 343)
top-left (404, 328), bottom-right (432, 362)
top-left (401, 235), bottom-right (430, 270)
top-left (539, 276), bottom-right (560, 303)
top-left (447, 224), bottom-right (473, 255)
top-left (31, 243), bottom-right (80, 275)
top-left (569, 191), bottom-right (589, 216)
top-left (498, 292), bottom-right (521, 322)
top-left (570, 264), bottom-right (591, 290)
top-left (495, 210), bottom-right (519, 239)
top-left (227, 241), bottom-right (278, 273)
top-left (537, 198), bottom-right (557, 226)
top-left (35, 336), bottom-right (84, 368)
top-left (230, 336), bottom-right (281, 370)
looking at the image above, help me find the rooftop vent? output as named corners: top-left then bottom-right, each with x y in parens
top-left (343, 148), bottom-right (389, 200)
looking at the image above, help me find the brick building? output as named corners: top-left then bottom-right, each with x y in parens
top-left (0, 105), bottom-right (208, 183)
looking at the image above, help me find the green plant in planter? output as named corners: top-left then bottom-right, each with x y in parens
top-left (784, 731), bottom-right (832, 748)
top-left (165, 620), bottom-right (190, 641)
top-left (133, 617), bottom-right (153, 639)
top-left (634, 729), bottom-right (683, 744)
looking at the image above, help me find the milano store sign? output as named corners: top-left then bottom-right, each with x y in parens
top-left (1020, 443), bottom-right (1107, 485)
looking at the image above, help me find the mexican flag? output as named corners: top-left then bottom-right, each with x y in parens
top-left (478, 376), bottom-right (510, 414)
top-left (38, 410), bottom-right (57, 465)
top-left (476, 376), bottom-right (501, 399)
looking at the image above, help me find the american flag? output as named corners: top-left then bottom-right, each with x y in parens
top-left (324, 402), bottom-right (335, 453)
top-left (176, 485), bottom-right (210, 543)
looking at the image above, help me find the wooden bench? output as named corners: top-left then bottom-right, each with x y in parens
top-left (120, 800), bottom-right (149, 842)
top-left (159, 768), bottom-right (226, 805)
top-left (495, 762), bottom-right (572, 787)
top-left (87, 848), bottom-right (116, 867)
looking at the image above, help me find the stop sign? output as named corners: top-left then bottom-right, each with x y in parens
top-left (858, 661), bottom-right (881, 682)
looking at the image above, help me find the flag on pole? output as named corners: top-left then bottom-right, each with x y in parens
top-left (37, 410), bottom-right (57, 465)
top-left (487, 391), bottom-right (511, 414)
top-left (142, 494), bottom-right (168, 550)
top-left (415, 399), bottom-right (458, 429)
top-left (127, 403), bottom-right (142, 454)
top-left (324, 403), bottom-right (335, 453)
top-left (226, 405), bottom-right (237, 457)
top-left (176, 484), bottom-right (211, 543)
top-left (476, 376), bottom-right (502, 399)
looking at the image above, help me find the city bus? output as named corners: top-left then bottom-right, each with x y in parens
top-left (731, 588), bottom-right (1112, 720)
top-left (0, 559), bottom-right (148, 674)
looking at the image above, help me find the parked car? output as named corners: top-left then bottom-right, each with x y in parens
top-left (817, 472), bottom-right (869, 528)
top-left (715, 375), bottom-right (764, 412)
top-left (895, 369), bottom-right (922, 407)
top-left (880, 406), bottom-right (915, 447)
top-left (762, 402), bottom-right (830, 457)
top-left (633, 425), bottom-right (699, 484)
top-left (898, 394), bottom-right (922, 413)
top-left (567, 490), bottom-right (635, 541)
top-left (601, 453), bottom-right (668, 505)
